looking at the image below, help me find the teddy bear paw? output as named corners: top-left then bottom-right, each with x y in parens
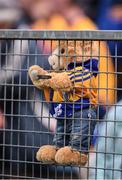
top-left (36, 145), bottom-right (58, 163)
top-left (55, 146), bottom-right (87, 166)
top-left (79, 153), bottom-right (88, 166)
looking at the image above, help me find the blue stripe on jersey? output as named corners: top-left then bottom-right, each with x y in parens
top-left (68, 58), bottom-right (98, 77)
top-left (73, 74), bottom-right (93, 82)
top-left (69, 72), bottom-right (90, 80)
top-left (68, 70), bottom-right (89, 77)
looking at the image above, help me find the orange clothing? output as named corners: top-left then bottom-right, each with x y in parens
top-left (32, 14), bottom-right (116, 105)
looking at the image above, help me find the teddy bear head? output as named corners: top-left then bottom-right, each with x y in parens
top-left (48, 40), bottom-right (96, 70)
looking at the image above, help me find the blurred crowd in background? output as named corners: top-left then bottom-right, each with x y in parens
top-left (0, 0), bottom-right (122, 29)
top-left (0, 0), bottom-right (122, 179)
top-left (0, 0), bottom-right (122, 94)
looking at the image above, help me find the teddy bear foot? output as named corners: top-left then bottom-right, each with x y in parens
top-left (36, 145), bottom-right (58, 163)
top-left (55, 146), bottom-right (88, 166)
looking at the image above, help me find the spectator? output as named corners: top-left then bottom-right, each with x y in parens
top-left (89, 100), bottom-right (122, 179)
top-left (30, 0), bottom-right (116, 115)
top-left (0, 0), bottom-right (59, 178)
top-left (97, 0), bottom-right (122, 101)
top-left (0, 0), bottom-right (21, 28)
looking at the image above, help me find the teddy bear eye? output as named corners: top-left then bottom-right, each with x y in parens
top-left (60, 48), bottom-right (65, 54)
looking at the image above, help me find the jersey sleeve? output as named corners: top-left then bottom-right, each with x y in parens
top-left (67, 66), bottom-right (93, 84)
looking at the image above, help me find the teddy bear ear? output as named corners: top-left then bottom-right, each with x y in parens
top-left (59, 41), bottom-right (67, 47)
top-left (68, 41), bottom-right (76, 47)
top-left (59, 40), bottom-right (76, 48)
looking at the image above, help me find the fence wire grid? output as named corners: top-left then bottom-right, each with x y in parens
top-left (0, 30), bottom-right (122, 179)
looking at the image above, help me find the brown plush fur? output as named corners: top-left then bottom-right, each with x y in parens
top-left (36, 146), bottom-right (88, 165)
top-left (29, 65), bottom-right (73, 91)
top-left (36, 145), bottom-right (58, 163)
top-left (55, 146), bottom-right (87, 165)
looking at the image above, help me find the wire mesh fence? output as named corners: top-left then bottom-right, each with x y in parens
top-left (0, 30), bottom-right (122, 179)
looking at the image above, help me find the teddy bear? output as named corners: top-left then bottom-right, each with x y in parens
top-left (28, 40), bottom-right (99, 166)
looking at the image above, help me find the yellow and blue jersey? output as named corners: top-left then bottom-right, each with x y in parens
top-left (47, 58), bottom-right (98, 117)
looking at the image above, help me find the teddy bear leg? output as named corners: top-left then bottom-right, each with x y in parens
top-left (36, 145), bottom-right (58, 163)
top-left (55, 146), bottom-right (87, 165)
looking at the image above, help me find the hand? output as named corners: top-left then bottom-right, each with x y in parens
top-left (29, 65), bottom-right (48, 81)
top-left (28, 65), bottom-right (50, 90)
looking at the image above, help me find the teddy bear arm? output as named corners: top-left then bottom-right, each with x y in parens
top-left (28, 65), bottom-right (51, 89)
top-left (29, 68), bottom-right (73, 91)
top-left (48, 72), bottom-right (73, 91)
top-left (32, 79), bottom-right (45, 90)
